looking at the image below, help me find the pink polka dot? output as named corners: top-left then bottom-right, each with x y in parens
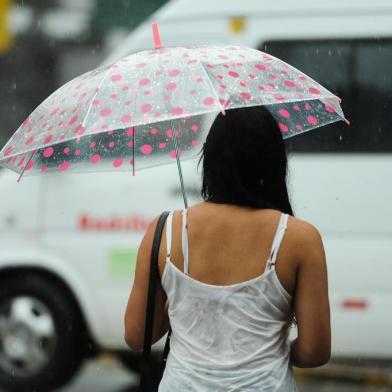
top-left (166, 82), bottom-right (177, 91)
top-left (107, 130), bottom-right (114, 136)
top-left (159, 143), bottom-right (166, 149)
top-left (111, 74), bottom-right (122, 82)
top-left (189, 89), bottom-right (196, 95)
top-left (126, 127), bottom-right (134, 137)
top-left (100, 108), bottom-right (112, 117)
top-left (284, 80), bottom-right (296, 88)
top-left (279, 109), bottom-right (290, 119)
top-left (64, 147), bottom-right (70, 154)
top-left (170, 150), bottom-right (180, 159)
top-left (279, 123), bottom-right (289, 132)
top-left (44, 135), bottom-right (53, 144)
top-left (166, 129), bottom-right (173, 138)
top-left (75, 125), bottom-right (85, 135)
top-left (113, 158), bottom-right (123, 168)
top-left (40, 166), bottom-right (48, 173)
top-left (150, 128), bottom-right (158, 135)
top-left (136, 62), bottom-right (147, 68)
top-left (240, 92), bottom-right (252, 100)
top-left (25, 161), bottom-right (34, 171)
top-left (74, 149), bottom-right (81, 156)
top-left (139, 78), bottom-right (150, 86)
top-left (68, 115), bottom-right (78, 126)
top-left (296, 124), bottom-right (303, 131)
top-left (293, 105), bottom-right (301, 111)
top-left (325, 105), bottom-right (336, 113)
top-left (59, 161), bottom-right (70, 172)
top-left (203, 97), bottom-right (215, 106)
top-left (18, 157), bottom-right (25, 167)
top-left (307, 115), bottom-right (318, 126)
top-left (91, 154), bottom-right (101, 164)
top-left (171, 107), bottom-right (183, 116)
top-left (89, 141), bottom-right (96, 149)
top-left (191, 140), bottom-right (199, 146)
top-left (309, 87), bottom-right (321, 94)
top-left (108, 141), bottom-right (115, 148)
top-left (240, 81), bottom-right (249, 88)
top-left (140, 104), bottom-right (152, 113)
top-left (124, 100), bottom-right (132, 106)
top-left (274, 94), bottom-right (285, 101)
top-left (121, 114), bottom-right (133, 123)
top-left (169, 69), bottom-right (180, 77)
top-left (255, 64), bottom-right (267, 71)
top-left (140, 144), bottom-right (153, 155)
top-left (127, 141), bottom-right (134, 148)
top-left (191, 124), bottom-right (198, 132)
top-left (228, 71), bottom-right (240, 78)
top-left (305, 103), bottom-right (312, 110)
top-left (111, 93), bottom-right (118, 100)
top-left (25, 136), bottom-right (34, 145)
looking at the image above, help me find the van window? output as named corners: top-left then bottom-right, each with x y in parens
top-left (260, 39), bottom-right (392, 153)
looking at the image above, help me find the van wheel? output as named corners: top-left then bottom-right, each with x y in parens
top-left (0, 273), bottom-right (84, 391)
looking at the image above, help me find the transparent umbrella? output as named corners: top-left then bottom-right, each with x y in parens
top-left (0, 25), bottom-right (347, 207)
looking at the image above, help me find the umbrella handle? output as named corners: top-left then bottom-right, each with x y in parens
top-left (152, 23), bottom-right (162, 49)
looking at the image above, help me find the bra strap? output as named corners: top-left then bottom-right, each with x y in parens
top-left (265, 213), bottom-right (289, 271)
top-left (165, 212), bottom-right (174, 262)
top-left (182, 209), bottom-right (189, 275)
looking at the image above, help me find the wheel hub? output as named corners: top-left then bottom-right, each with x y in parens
top-left (0, 296), bottom-right (57, 377)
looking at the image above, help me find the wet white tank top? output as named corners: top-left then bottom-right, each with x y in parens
top-left (159, 210), bottom-right (298, 392)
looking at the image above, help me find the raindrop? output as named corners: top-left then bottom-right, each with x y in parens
top-left (339, 135), bottom-right (343, 141)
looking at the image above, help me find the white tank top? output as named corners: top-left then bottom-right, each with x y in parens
top-left (159, 210), bottom-right (298, 392)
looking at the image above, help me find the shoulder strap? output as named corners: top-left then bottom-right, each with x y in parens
top-left (182, 209), bottom-right (189, 275)
top-left (141, 211), bottom-right (169, 391)
top-left (166, 211), bottom-right (174, 262)
top-left (265, 213), bottom-right (289, 271)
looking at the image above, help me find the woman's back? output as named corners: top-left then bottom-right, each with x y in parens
top-left (158, 203), bottom-right (299, 392)
top-left (159, 203), bottom-right (297, 294)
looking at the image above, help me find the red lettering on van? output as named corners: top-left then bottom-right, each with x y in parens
top-left (79, 214), bottom-right (151, 231)
top-left (341, 299), bottom-right (368, 310)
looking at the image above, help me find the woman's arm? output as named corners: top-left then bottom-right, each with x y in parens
top-left (124, 217), bottom-right (169, 352)
top-left (290, 221), bottom-right (331, 368)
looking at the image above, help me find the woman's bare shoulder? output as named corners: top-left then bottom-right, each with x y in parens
top-left (286, 216), bottom-right (324, 261)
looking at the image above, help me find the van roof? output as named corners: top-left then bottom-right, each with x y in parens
top-left (104, 0), bottom-right (392, 63)
top-left (156, 0), bottom-right (392, 21)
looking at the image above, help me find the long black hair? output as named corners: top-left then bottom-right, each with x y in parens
top-left (199, 106), bottom-right (293, 215)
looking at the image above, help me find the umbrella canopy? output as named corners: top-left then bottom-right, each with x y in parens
top-left (0, 45), bottom-right (346, 177)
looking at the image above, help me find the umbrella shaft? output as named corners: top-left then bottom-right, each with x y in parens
top-left (173, 130), bottom-right (188, 209)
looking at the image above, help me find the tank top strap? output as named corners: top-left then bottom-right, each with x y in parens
top-left (265, 213), bottom-right (289, 272)
top-left (165, 211), bottom-right (174, 262)
top-left (182, 209), bottom-right (189, 275)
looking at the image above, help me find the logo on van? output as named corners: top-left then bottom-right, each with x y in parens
top-left (79, 214), bottom-right (151, 231)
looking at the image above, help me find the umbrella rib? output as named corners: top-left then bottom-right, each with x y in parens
top-left (81, 66), bottom-right (113, 129)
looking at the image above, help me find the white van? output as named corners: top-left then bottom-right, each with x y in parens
top-left (0, 0), bottom-right (391, 390)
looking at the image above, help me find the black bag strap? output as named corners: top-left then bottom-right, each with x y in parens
top-left (141, 211), bottom-right (170, 391)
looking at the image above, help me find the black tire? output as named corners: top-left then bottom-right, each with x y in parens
top-left (0, 273), bottom-right (85, 391)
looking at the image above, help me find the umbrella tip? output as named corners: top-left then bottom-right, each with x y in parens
top-left (344, 118), bottom-right (351, 126)
top-left (152, 22), bottom-right (162, 50)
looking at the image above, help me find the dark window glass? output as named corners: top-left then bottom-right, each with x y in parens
top-left (260, 39), bottom-right (392, 152)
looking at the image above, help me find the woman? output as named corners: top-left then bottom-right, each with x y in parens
top-left (124, 106), bottom-right (331, 391)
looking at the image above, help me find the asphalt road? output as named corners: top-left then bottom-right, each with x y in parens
top-left (57, 358), bottom-right (392, 392)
